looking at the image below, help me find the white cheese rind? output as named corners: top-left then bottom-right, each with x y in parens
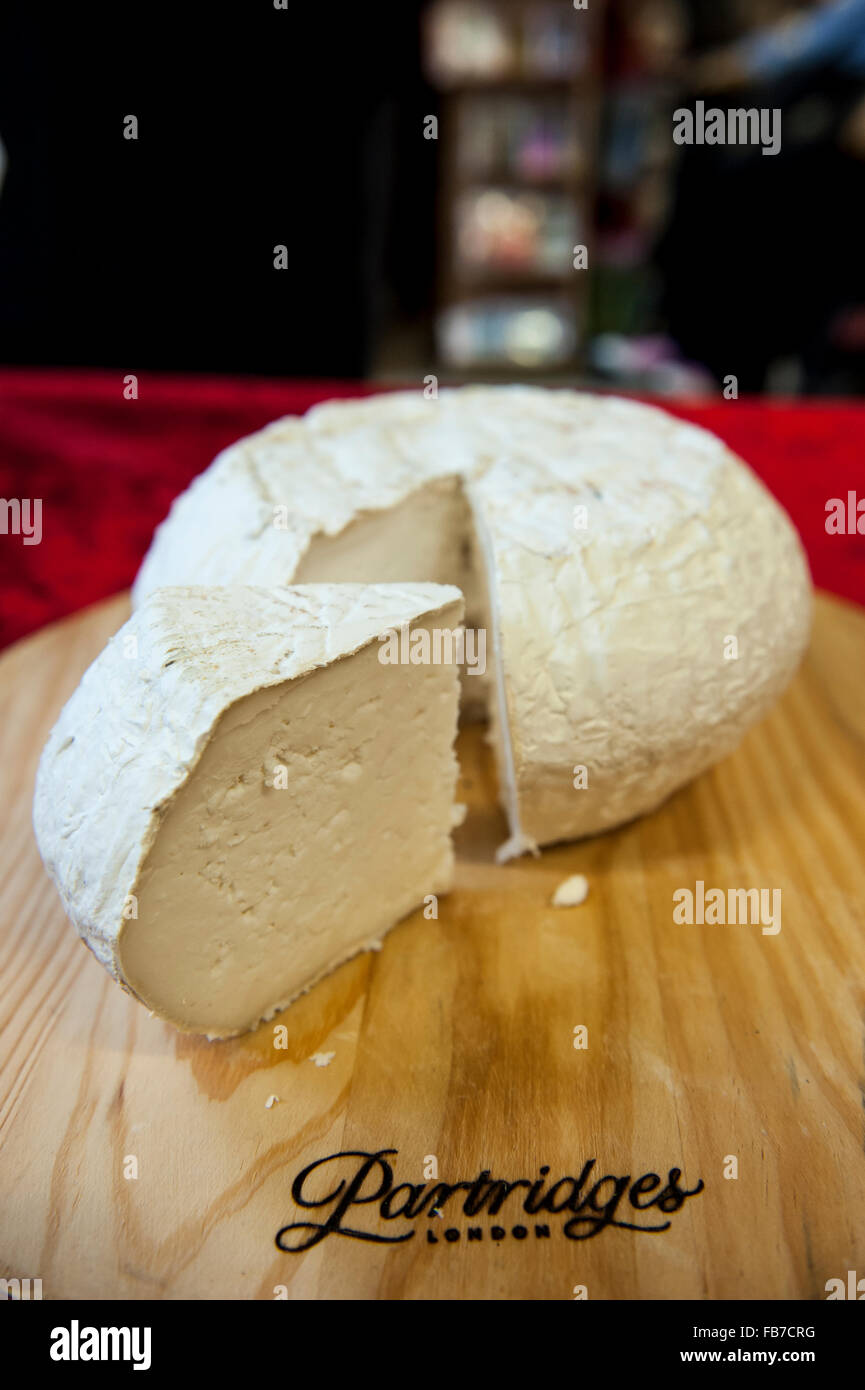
top-left (132, 387), bottom-right (812, 850)
top-left (33, 583), bottom-right (463, 1034)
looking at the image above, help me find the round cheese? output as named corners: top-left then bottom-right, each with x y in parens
top-left (134, 387), bottom-right (812, 855)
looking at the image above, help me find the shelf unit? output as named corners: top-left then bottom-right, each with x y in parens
top-left (424, 0), bottom-right (606, 375)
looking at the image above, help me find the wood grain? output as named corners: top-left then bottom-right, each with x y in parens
top-left (1, 591), bottom-right (864, 1301)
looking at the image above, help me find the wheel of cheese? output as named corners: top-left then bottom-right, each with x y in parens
top-left (134, 387), bottom-right (812, 856)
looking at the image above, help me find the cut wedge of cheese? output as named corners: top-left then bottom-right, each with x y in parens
top-left (33, 583), bottom-right (463, 1036)
top-left (134, 386), bottom-right (813, 855)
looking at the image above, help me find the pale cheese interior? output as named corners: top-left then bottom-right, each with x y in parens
top-left (293, 476), bottom-right (491, 720)
top-left (293, 477), bottom-right (471, 591)
top-left (119, 602), bottom-right (462, 1036)
top-left (292, 476), bottom-right (517, 838)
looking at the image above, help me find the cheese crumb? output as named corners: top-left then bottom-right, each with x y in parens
top-left (310, 1051), bottom-right (336, 1068)
top-left (265, 1095), bottom-right (280, 1109)
top-left (551, 874), bottom-right (589, 908)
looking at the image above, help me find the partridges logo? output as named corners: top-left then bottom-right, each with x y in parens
top-left (275, 1149), bottom-right (705, 1252)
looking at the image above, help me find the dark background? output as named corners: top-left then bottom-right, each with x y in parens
top-left (2, 1), bottom-right (864, 649)
top-left (1, 0), bottom-right (864, 390)
top-left (0, 1), bottom-right (436, 377)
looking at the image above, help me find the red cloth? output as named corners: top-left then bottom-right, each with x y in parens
top-left (1, 369), bottom-right (863, 651)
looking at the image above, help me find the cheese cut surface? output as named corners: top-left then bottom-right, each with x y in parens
top-left (134, 387), bottom-right (813, 853)
top-left (33, 584), bottom-right (463, 1036)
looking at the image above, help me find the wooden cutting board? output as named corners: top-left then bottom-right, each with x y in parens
top-left (1, 591), bottom-right (864, 1302)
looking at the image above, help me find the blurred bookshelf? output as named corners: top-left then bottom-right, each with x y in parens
top-left (424, 0), bottom-right (605, 376)
top-left (372, 0), bottom-right (719, 395)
